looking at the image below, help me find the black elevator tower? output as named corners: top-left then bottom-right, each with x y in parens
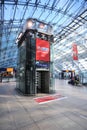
top-left (16, 18), bottom-right (54, 95)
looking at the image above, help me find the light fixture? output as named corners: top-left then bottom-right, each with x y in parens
top-left (39, 23), bottom-right (45, 29)
top-left (16, 32), bottom-right (23, 43)
top-left (27, 20), bottom-right (33, 28)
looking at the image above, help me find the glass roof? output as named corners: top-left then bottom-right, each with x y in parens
top-left (0, 0), bottom-right (87, 74)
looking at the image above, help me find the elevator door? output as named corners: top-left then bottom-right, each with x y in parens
top-left (36, 71), bottom-right (41, 93)
top-left (36, 71), bottom-right (50, 93)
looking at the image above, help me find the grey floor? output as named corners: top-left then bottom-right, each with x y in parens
top-left (0, 79), bottom-right (87, 130)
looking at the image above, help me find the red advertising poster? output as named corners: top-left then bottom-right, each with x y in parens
top-left (72, 43), bottom-right (78, 60)
top-left (36, 38), bottom-right (50, 61)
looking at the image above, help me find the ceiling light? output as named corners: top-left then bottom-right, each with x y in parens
top-left (27, 20), bottom-right (33, 28)
top-left (39, 23), bottom-right (45, 29)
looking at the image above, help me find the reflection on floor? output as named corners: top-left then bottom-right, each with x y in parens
top-left (0, 79), bottom-right (87, 130)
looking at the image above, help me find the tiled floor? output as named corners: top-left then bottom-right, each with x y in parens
top-left (0, 79), bottom-right (87, 130)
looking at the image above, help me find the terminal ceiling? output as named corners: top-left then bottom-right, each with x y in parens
top-left (0, 0), bottom-right (87, 74)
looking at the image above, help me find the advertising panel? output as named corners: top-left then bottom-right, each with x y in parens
top-left (36, 61), bottom-right (49, 68)
top-left (72, 43), bottom-right (78, 60)
top-left (36, 38), bottom-right (50, 62)
top-left (7, 68), bottom-right (13, 72)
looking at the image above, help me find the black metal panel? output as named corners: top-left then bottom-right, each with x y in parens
top-left (25, 35), bottom-right (36, 95)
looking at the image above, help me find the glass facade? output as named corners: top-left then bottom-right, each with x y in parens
top-left (0, 0), bottom-right (87, 81)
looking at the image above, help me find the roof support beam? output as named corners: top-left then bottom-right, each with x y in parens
top-left (0, 0), bottom-right (4, 60)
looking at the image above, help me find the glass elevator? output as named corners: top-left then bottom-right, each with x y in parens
top-left (16, 18), bottom-right (54, 95)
